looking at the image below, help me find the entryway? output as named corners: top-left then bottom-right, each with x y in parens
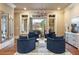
top-left (30, 18), bottom-right (46, 37)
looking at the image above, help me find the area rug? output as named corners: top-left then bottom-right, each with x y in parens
top-left (15, 41), bottom-right (72, 55)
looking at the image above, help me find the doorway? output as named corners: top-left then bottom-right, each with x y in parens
top-left (31, 18), bottom-right (46, 37)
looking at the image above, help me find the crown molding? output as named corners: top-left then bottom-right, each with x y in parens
top-left (6, 3), bottom-right (16, 8)
top-left (64, 3), bottom-right (75, 10)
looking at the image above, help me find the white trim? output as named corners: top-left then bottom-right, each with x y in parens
top-left (64, 3), bottom-right (75, 10)
top-left (20, 12), bottom-right (29, 34)
top-left (6, 3), bottom-right (16, 8)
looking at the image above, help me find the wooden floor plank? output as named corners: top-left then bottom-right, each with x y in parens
top-left (66, 43), bottom-right (79, 55)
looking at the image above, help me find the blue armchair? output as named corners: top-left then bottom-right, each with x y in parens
top-left (28, 31), bottom-right (39, 42)
top-left (47, 36), bottom-right (65, 53)
top-left (17, 36), bottom-right (36, 53)
top-left (45, 32), bottom-right (56, 38)
top-left (19, 36), bottom-right (27, 39)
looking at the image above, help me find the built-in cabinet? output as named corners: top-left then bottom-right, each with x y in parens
top-left (0, 12), bottom-right (14, 49)
top-left (49, 15), bottom-right (55, 32)
top-left (9, 16), bottom-right (14, 39)
top-left (0, 13), bottom-right (9, 43)
top-left (65, 32), bottom-right (79, 49)
top-left (65, 17), bottom-right (79, 49)
top-left (20, 14), bottom-right (28, 34)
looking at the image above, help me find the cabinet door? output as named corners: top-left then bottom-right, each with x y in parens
top-left (49, 15), bottom-right (55, 32)
top-left (65, 33), bottom-right (69, 42)
top-left (68, 34), bottom-right (72, 44)
top-left (1, 13), bottom-right (9, 43)
top-left (9, 16), bottom-right (14, 39)
top-left (0, 13), bottom-right (2, 43)
top-left (76, 36), bottom-right (79, 48)
top-left (20, 15), bottom-right (28, 34)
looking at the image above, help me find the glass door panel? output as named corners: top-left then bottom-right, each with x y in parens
top-left (9, 16), bottom-right (14, 39)
top-left (1, 13), bottom-right (9, 43)
top-left (0, 13), bottom-right (14, 49)
top-left (20, 15), bottom-right (28, 34)
top-left (49, 15), bottom-right (55, 32)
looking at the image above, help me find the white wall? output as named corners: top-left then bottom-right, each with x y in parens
top-left (64, 3), bottom-right (79, 32)
top-left (14, 9), bottom-right (65, 37)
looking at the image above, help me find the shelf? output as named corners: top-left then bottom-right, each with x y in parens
top-left (49, 14), bottom-right (55, 32)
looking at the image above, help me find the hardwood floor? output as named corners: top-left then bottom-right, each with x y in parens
top-left (0, 40), bottom-right (16, 55)
top-left (66, 43), bottom-right (79, 55)
top-left (0, 41), bottom-right (79, 55)
top-left (0, 46), bottom-right (16, 55)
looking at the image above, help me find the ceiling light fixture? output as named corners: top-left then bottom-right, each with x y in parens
top-left (57, 7), bottom-right (61, 10)
top-left (24, 8), bottom-right (27, 10)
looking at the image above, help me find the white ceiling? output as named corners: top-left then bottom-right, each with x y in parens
top-left (14, 3), bottom-right (70, 10)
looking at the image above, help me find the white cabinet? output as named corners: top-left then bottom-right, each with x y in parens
top-left (0, 13), bottom-right (14, 49)
top-left (20, 15), bottom-right (28, 34)
top-left (65, 32), bottom-right (79, 49)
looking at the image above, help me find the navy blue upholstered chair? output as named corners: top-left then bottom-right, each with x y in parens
top-left (28, 31), bottom-right (39, 42)
top-left (47, 36), bottom-right (65, 53)
top-left (17, 37), bottom-right (36, 53)
top-left (19, 36), bottom-right (27, 39)
top-left (34, 31), bottom-right (39, 38)
top-left (29, 31), bottom-right (39, 38)
top-left (45, 32), bottom-right (56, 38)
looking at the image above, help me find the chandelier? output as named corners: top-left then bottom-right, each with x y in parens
top-left (37, 9), bottom-right (47, 16)
top-left (32, 9), bottom-right (47, 18)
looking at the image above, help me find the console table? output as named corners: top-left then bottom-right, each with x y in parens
top-left (65, 32), bottom-right (79, 49)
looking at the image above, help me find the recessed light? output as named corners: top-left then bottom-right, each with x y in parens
top-left (57, 7), bottom-right (61, 10)
top-left (24, 8), bottom-right (27, 10)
